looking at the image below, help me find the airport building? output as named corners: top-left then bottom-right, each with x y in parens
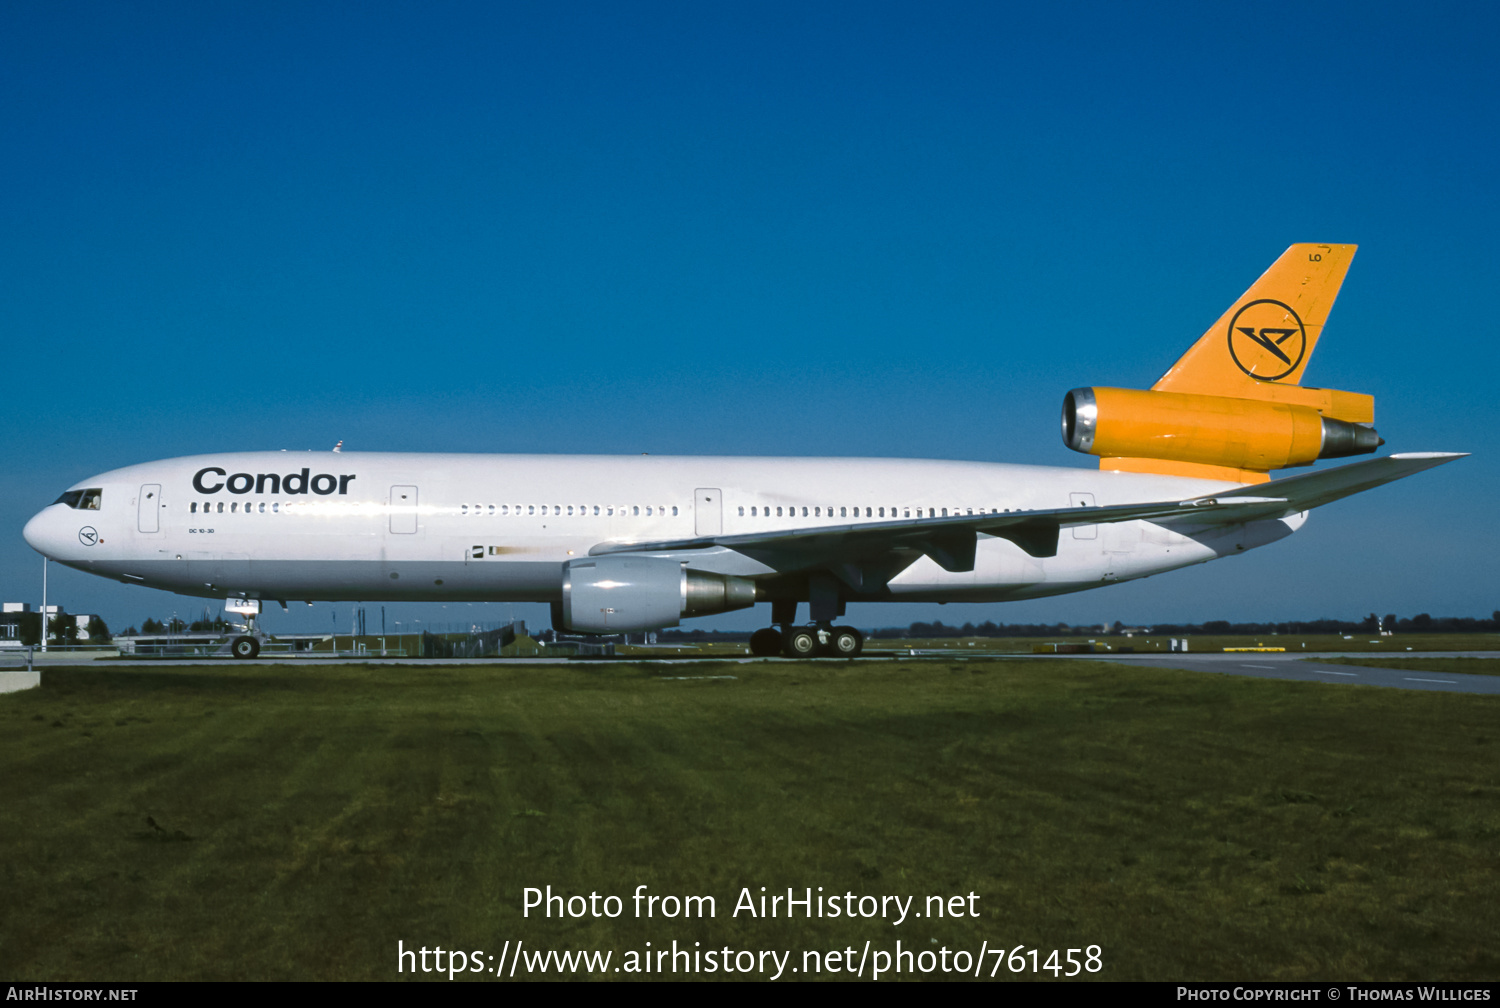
top-left (0, 603), bottom-right (100, 647)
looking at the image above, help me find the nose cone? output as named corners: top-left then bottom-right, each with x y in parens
top-left (23, 506), bottom-right (66, 560)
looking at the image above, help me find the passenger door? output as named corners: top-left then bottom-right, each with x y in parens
top-left (138, 484), bottom-right (161, 533)
top-left (390, 486), bottom-right (418, 534)
top-left (694, 488), bottom-right (722, 536)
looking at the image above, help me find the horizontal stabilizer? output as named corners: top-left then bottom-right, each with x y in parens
top-left (1174, 452), bottom-right (1468, 523)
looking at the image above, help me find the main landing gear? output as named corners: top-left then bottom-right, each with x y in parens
top-left (749, 596), bottom-right (863, 658)
top-left (748, 624), bottom-right (864, 658)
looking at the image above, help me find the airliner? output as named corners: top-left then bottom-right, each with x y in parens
top-left (23, 244), bottom-right (1463, 658)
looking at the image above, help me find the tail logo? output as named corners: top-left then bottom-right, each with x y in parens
top-left (1226, 298), bottom-right (1307, 381)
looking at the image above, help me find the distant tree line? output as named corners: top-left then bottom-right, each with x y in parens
top-left (120, 609), bottom-right (230, 636)
top-left (1147, 613), bottom-right (1500, 636)
top-left (655, 628), bottom-right (754, 642)
top-left (870, 620), bottom-right (1085, 639)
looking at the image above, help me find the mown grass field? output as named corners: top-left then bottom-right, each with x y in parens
top-left (2, 658), bottom-right (1497, 981)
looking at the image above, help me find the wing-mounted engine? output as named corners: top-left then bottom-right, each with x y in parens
top-left (555, 555), bottom-right (758, 634)
top-left (1063, 386), bottom-right (1381, 474)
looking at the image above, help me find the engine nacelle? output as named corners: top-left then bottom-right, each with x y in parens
top-left (1062, 387), bottom-right (1381, 471)
top-left (556, 555), bottom-right (758, 634)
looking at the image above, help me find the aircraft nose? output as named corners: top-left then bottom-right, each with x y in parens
top-left (23, 507), bottom-right (65, 560)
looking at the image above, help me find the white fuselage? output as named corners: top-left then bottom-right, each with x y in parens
top-left (23, 451), bottom-right (1303, 607)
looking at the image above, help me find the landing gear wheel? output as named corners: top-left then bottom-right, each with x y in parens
top-left (749, 627), bottom-right (782, 657)
top-left (831, 626), bottom-right (863, 657)
top-left (782, 628), bottom-right (818, 658)
top-left (230, 635), bottom-right (260, 659)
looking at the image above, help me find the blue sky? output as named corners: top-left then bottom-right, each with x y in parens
top-left (3, 1), bottom-right (1496, 635)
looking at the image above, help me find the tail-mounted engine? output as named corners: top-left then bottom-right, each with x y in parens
top-left (554, 555), bottom-right (758, 634)
top-left (1062, 387), bottom-right (1381, 472)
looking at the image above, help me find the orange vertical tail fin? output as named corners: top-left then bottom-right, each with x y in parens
top-left (1065, 244), bottom-right (1379, 485)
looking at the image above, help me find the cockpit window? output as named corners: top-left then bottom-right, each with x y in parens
top-left (53, 488), bottom-right (103, 510)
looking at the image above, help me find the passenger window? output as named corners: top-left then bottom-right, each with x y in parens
top-left (190, 502), bottom-right (198, 514)
top-left (878, 507), bottom-right (885, 517)
top-left (273, 503), bottom-right (279, 513)
top-left (217, 502), bottom-right (225, 514)
top-left (567, 506), bottom-right (573, 516)
top-left (528, 505), bottom-right (535, 515)
top-left (738, 506), bottom-right (745, 516)
top-left (839, 507), bottom-right (846, 517)
top-left (671, 506), bottom-right (678, 516)
top-left (633, 506), bottom-right (640, 516)
top-left (776, 507), bottom-right (783, 517)
top-left (814, 507), bottom-right (820, 517)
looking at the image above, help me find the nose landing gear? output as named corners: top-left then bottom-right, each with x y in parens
top-left (229, 635), bottom-right (261, 659)
top-left (224, 598), bottom-right (267, 660)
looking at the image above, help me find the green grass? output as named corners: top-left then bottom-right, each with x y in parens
top-left (1, 660), bottom-right (1497, 981)
top-left (1317, 657), bottom-right (1500, 678)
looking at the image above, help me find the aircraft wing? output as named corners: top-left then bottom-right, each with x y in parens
top-left (588, 453), bottom-right (1465, 578)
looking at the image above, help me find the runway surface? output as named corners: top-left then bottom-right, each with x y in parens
top-left (1082, 652), bottom-right (1500, 695)
top-left (3, 650), bottom-right (1498, 695)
